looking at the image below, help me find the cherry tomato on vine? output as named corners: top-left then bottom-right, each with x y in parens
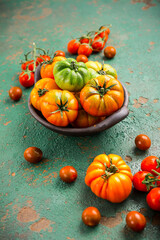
top-left (104, 46), bottom-right (116, 59)
top-left (82, 207), bottom-right (101, 227)
top-left (19, 71), bottom-right (34, 88)
top-left (146, 188), bottom-right (160, 211)
top-left (126, 211), bottom-right (146, 232)
top-left (21, 60), bottom-right (35, 71)
top-left (76, 55), bottom-right (88, 63)
top-left (24, 147), bottom-right (43, 164)
top-left (92, 37), bottom-right (106, 52)
top-left (36, 55), bottom-right (51, 65)
top-left (133, 171), bottom-right (152, 192)
top-left (9, 87), bottom-right (22, 101)
top-left (59, 166), bottom-right (77, 183)
top-left (67, 39), bottom-right (80, 54)
top-left (135, 134), bottom-right (151, 151)
top-left (78, 44), bottom-right (92, 57)
top-left (54, 50), bottom-right (65, 57)
top-left (141, 156), bottom-right (160, 175)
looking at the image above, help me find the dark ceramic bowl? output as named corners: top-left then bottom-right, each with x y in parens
top-left (28, 65), bottom-right (129, 136)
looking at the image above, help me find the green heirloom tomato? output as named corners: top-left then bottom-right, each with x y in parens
top-left (53, 58), bottom-right (91, 92)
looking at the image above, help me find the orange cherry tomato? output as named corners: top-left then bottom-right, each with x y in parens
top-left (9, 87), bottom-right (22, 101)
top-left (104, 46), bottom-right (116, 59)
top-left (126, 211), bottom-right (146, 232)
top-left (54, 50), bottom-right (65, 57)
top-left (82, 207), bottom-right (101, 227)
top-left (59, 166), bottom-right (77, 183)
top-left (135, 134), bottom-right (151, 150)
top-left (24, 147), bottom-right (43, 164)
top-left (76, 55), bottom-right (88, 63)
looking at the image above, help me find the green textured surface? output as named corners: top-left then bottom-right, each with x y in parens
top-left (0, 0), bottom-right (160, 239)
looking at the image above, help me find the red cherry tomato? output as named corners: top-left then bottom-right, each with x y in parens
top-left (133, 171), bottom-right (152, 192)
top-left (19, 71), bottom-right (34, 88)
top-left (141, 156), bottom-right (160, 175)
top-left (67, 39), bottom-right (81, 54)
top-left (135, 134), bottom-right (151, 151)
top-left (80, 35), bottom-right (92, 44)
top-left (59, 166), bottom-right (77, 183)
top-left (21, 60), bottom-right (34, 71)
top-left (92, 37), bottom-right (105, 52)
top-left (54, 50), bottom-right (65, 57)
top-left (9, 87), bottom-right (22, 101)
top-left (24, 147), bottom-right (43, 163)
top-left (36, 55), bottom-right (51, 65)
top-left (126, 211), bottom-right (146, 232)
top-left (146, 188), bottom-right (160, 211)
top-left (82, 207), bottom-right (101, 227)
top-left (104, 46), bottom-right (116, 59)
top-left (78, 44), bottom-right (92, 57)
top-left (76, 55), bottom-right (88, 63)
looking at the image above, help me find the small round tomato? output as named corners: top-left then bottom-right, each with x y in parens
top-left (59, 166), bottom-right (77, 183)
top-left (133, 171), bottom-right (151, 192)
top-left (126, 211), bottom-right (146, 232)
top-left (9, 87), bottom-right (22, 101)
top-left (67, 39), bottom-right (80, 54)
top-left (54, 50), bottom-right (65, 57)
top-left (135, 134), bottom-right (151, 151)
top-left (92, 37), bottom-right (105, 52)
top-left (21, 60), bottom-right (34, 71)
top-left (24, 147), bottom-right (43, 164)
top-left (146, 188), bottom-right (160, 211)
top-left (19, 71), bottom-right (34, 88)
top-left (78, 44), bottom-right (92, 57)
top-left (141, 156), bottom-right (160, 175)
top-left (76, 55), bottom-right (88, 63)
top-left (36, 55), bottom-right (51, 64)
top-left (104, 46), bottom-right (116, 59)
top-left (82, 207), bottom-right (101, 227)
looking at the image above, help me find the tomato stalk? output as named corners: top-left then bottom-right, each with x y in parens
top-left (102, 159), bottom-right (119, 179)
top-left (52, 99), bottom-right (69, 118)
top-left (91, 80), bottom-right (116, 97)
top-left (70, 61), bottom-right (79, 72)
top-left (38, 88), bottom-right (49, 97)
top-left (142, 170), bottom-right (160, 191)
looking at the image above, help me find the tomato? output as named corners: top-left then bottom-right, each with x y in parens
top-left (54, 50), bottom-right (65, 57)
top-left (92, 37), bottom-right (106, 52)
top-left (21, 60), bottom-right (34, 71)
top-left (76, 55), bottom-right (88, 63)
top-left (133, 171), bottom-right (152, 192)
top-left (67, 39), bottom-right (81, 54)
top-left (40, 62), bottom-right (54, 79)
top-left (53, 58), bottom-right (91, 92)
top-left (30, 78), bottom-right (60, 111)
top-left (82, 207), bottom-right (101, 227)
top-left (80, 75), bottom-right (124, 117)
top-left (59, 166), bottom-right (77, 183)
top-left (79, 34), bottom-right (92, 44)
top-left (135, 134), bottom-right (151, 151)
top-left (146, 188), bottom-right (160, 211)
top-left (40, 90), bottom-right (78, 127)
top-left (85, 154), bottom-right (133, 203)
top-left (126, 211), bottom-right (146, 232)
top-left (24, 147), bottom-right (43, 164)
top-left (78, 44), bottom-right (92, 57)
top-left (141, 156), bottom-right (160, 175)
top-left (104, 46), bottom-right (116, 59)
top-left (36, 55), bottom-right (51, 65)
top-left (19, 71), bottom-right (34, 88)
top-left (9, 87), bottom-right (22, 101)
top-left (94, 26), bottom-right (110, 42)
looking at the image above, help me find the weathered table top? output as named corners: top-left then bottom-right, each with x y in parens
top-left (0, 0), bottom-right (160, 239)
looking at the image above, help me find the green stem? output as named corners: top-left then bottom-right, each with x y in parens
top-left (33, 42), bottom-right (36, 72)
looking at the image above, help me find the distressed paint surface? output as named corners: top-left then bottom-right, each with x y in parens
top-left (0, 0), bottom-right (160, 239)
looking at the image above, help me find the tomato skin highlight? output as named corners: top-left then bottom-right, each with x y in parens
top-left (19, 72), bottom-right (34, 88)
top-left (146, 188), bottom-right (160, 211)
top-left (82, 207), bottom-right (101, 227)
top-left (133, 171), bottom-right (151, 192)
top-left (9, 87), bottom-right (22, 101)
top-left (126, 211), bottom-right (146, 232)
top-left (68, 39), bottom-right (80, 54)
top-left (104, 46), bottom-right (116, 59)
top-left (59, 166), bottom-right (77, 183)
top-left (141, 156), bottom-right (160, 175)
top-left (24, 147), bottom-right (43, 164)
top-left (135, 134), bottom-right (151, 150)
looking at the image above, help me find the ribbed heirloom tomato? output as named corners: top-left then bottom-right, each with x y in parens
top-left (80, 75), bottom-right (124, 117)
top-left (85, 154), bottom-right (133, 203)
top-left (40, 90), bottom-right (78, 127)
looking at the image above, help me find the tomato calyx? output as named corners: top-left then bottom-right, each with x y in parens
top-left (142, 170), bottom-right (160, 190)
top-left (101, 159), bottom-right (119, 180)
top-left (52, 99), bottom-right (69, 118)
top-left (70, 61), bottom-right (79, 72)
top-left (91, 80), bottom-right (117, 97)
top-left (38, 88), bottom-right (49, 97)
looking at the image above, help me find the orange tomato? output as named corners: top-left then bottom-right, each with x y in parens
top-left (30, 78), bottom-right (60, 111)
top-left (80, 75), bottom-right (124, 117)
top-left (85, 154), bottom-right (133, 203)
top-left (40, 90), bottom-right (78, 127)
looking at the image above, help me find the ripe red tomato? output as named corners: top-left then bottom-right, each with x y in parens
top-left (24, 147), bottom-right (43, 163)
top-left (54, 50), bottom-right (65, 57)
top-left (133, 171), bottom-right (152, 192)
top-left (59, 166), bottom-right (77, 183)
top-left (126, 211), bottom-right (146, 232)
top-left (146, 188), bottom-right (160, 211)
top-left (135, 134), bottom-right (151, 150)
top-left (92, 37), bottom-right (105, 52)
top-left (21, 60), bottom-right (34, 71)
top-left (9, 87), bottom-right (22, 101)
top-left (19, 71), bottom-right (34, 88)
top-left (36, 55), bottom-right (51, 64)
top-left (67, 39), bottom-right (81, 54)
top-left (104, 46), bottom-right (116, 59)
top-left (80, 35), bottom-right (92, 44)
top-left (82, 207), bottom-right (101, 227)
top-left (76, 55), bottom-right (88, 63)
top-left (141, 156), bottom-right (160, 175)
top-left (78, 44), bottom-right (92, 57)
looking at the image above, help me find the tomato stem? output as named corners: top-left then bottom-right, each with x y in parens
top-left (101, 158), bottom-right (119, 180)
top-left (38, 88), bottom-right (49, 97)
top-left (142, 170), bottom-right (160, 191)
top-left (51, 99), bottom-right (69, 118)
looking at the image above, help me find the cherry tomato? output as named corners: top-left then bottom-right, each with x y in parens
top-left (54, 50), bottom-right (65, 57)
top-left (67, 39), bottom-right (80, 54)
top-left (59, 166), bottom-right (77, 183)
top-left (135, 134), bottom-right (151, 151)
top-left (78, 44), bottom-right (92, 57)
top-left (141, 156), bottom-right (160, 175)
top-left (126, 211), bottom-right (146, 232)
top-left (9, 87), bottom-right (22, 101)
top-left (21, 60), bottom-right (34, 71)
top-left (19, 71), bottom-right (34, 88)
top-left (146, 188), bottom-right (160, 211)
top-left (133, 171), bottom-right (152, 192)
top-left (92, 37), bottom-right (105, 52)
top-left (105, 28), bottom-right (110, 35)
top-left (36, 55), bottom-right (50, 65)
top-left (80, 35), bottom-right (92, 44)
top-left (76, 55), bottom-right (88, 63)
top-left (82, 207), bottom-right (101, 227)
top-left (104, 46), bottom-right (116, 59)
top-left (24, 147), bottom-right (43, 164)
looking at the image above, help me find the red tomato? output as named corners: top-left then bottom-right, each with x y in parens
top-left (59, 166), bottom-right (77, 183)
top-left (24, 147), bottom-right (43, 164)
top-left (19, 71), bottom-right (34, 88)
top-left (67, 39), bottom-right (81, 54)
top-left (92, 37), bottom-right (105, 52)
top-left (82, 207), bottom-right (101, 227)
top-left (54, 50), bottom-right (65, 57)
top-left (146, 188), bottom-right (160, 211)
top-left (36, 55), bottom-right (51, 64)
top-left (9, 87), bottom-right (22, 101)
top-left (133, 171), bottom-right (152, 192)
top-left (80, 35), bottom-right (92, 44)
top-left (135, 134), bottom-right (151, 150)
top-left (21, 60), bottom-right (34, 71)
top-left (76, 55), bottom-right (88, 63)
top-left (78, 44), bottom-right (92, 57)
top-left (104, 46), bottom-right (116, 59)
top-left (95, 26), bottom-right (109, 42)
top-left (141, 156), bottom-right (160, 175)
top-left (126, 211), bottom-right (146, 232)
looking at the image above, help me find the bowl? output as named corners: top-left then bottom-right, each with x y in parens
top-left (28, 65), bottom-right (129, 136)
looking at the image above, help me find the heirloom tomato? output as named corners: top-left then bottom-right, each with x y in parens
top-left (78, 43), bottom-right (92, 57)
top-left (67, 39), bottom-right (80, 54)
top-left (141, 156), bottom-right (160, 175)
top-left (146, 188), bottom-right (160, 211)
top-left (126, 211), bottom-right (146, 232)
